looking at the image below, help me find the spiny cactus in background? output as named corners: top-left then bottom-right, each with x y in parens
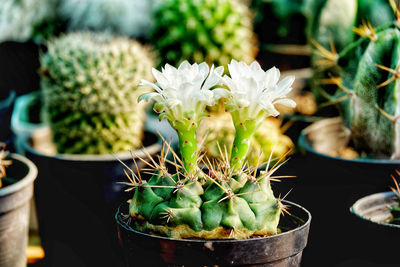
top-left (306, 0), bottom-right (393, 52)
top-left (40, 32), bottom-right (154, 154)
top-left (150, 0), bottom-right (257, 69)
top-left (389, 170), bottom-right (400, 224)
top-left (130, 60), bottom-right (295, 239)
top-left (58, 0), bottom-right (154, 38)
top-left (318, 21), bottom-right (400, 159)
top-left (306, 0), bottom-right (394, 98)
top-left (197, 113), bottom-right (293, 167)
top-left (0, 145), bottom-right (12, 188)
top-left (0, 0), bottom-right (57, 43)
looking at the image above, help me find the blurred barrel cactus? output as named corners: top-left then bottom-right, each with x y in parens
top-left (150, 0), bottom-right (257, 68)
top-left (40, 32), bottom-right (154, 154)
top-left (197, 112), bottom-right (293, 167)
top-left (58, 0), bottom-right (154, 38)
top-left (0, 0), bottom-right (57, 42)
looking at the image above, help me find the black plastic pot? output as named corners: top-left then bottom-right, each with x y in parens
top-left (294, 118), bottom-right (400, 266)
top-left (115, 200), bottom-right (311, 267)
top-left (349, 192), bottom-right (400, 264)
top-left (0, 90), bottom-right (16, 147)
top-left (24, 131), bottom-right (161, 267)
top-left (0, 153), bottom-right (37, 267)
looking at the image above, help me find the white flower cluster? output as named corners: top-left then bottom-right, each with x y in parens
top-left (140, 60), bottom-right (295, 125)
top-left (58, 0), bottom-right (154, 38)
top-left (216, 60), bottom-right (296, 123)
top-left (0, 0), bottom-right (56, 42)
top-left (139, 61), bottom-right (224, 123)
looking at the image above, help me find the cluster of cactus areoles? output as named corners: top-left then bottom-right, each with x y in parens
top-left (0, 144), bottom-right (12, 188)
top-left (123, 60), bottom-right (296, 239)
top-left (389, 170), bottom-right (400, 224)
top-left (150, 0), bottom-right (257, 69)
top-left (311, 3), bottom-right (400, 159)
top-left (40, 32), bottom-right (154, 154)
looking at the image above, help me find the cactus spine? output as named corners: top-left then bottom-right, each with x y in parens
top-left (40, 32), bottom-right (154, 154)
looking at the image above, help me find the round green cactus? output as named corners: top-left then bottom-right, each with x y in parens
top-left (40, 32), bottom-right (154, 154)
top-left (150, 0), bottom-right (257, 69)
top-left (128, 148), bottom-right (283, 239)
top-left (197, 113), bottom-right (293, 167)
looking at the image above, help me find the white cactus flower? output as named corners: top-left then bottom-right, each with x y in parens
top-left (139, 61), bottom-right (224, 124)
top-left (215, 59), bottom-right (296, 123)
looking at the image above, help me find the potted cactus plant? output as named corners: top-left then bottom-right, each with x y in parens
top-left (115, 60), bottom-right (311, 266)
top-left (23, 32), bottom-right (161, 266)
top-left (0, 144), bottom-right (38, 267)
top-left (297, 8), bottom-right (400, 264)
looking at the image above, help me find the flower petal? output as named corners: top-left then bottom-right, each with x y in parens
top-left (273, 98), bottom-right (296, 108)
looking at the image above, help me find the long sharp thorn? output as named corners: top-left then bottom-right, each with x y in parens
top-left (266, 144), bottom-right (276, 172)
top-left (123, 169), bottom-right (137, 184)
top-left (113, 154), bottom-right (135, 175)
top-left (377, 76), bottom-right (396, 88)
top-left (376, 64), bottom-right (398, 74)
top-left (281, 188), bottom-right (293, 202)
top-left (375, 104), bottom-right (396, 122)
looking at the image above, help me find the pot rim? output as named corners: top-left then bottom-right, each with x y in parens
top-left (0, 153), bottom-right (37, 197)
top-left (115, 199), bottom-right (311, 243)
top-left (298, 117), bottom-right (400, 165)
top-left (350, 191), bottom-right (400, 229)
top-left (22, 131), bottom-right (161, 162)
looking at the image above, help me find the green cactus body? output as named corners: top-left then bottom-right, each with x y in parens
top-left (151, 0), bottom-right (257, 68)
top-left (171, 118), bottom-right (200, 174)
top-left (40, 32), bottom-right (154, 154)
top-left (130, 171), bottom-right (281, 239)
top-left (332, 26), bottom-right (400, 158)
